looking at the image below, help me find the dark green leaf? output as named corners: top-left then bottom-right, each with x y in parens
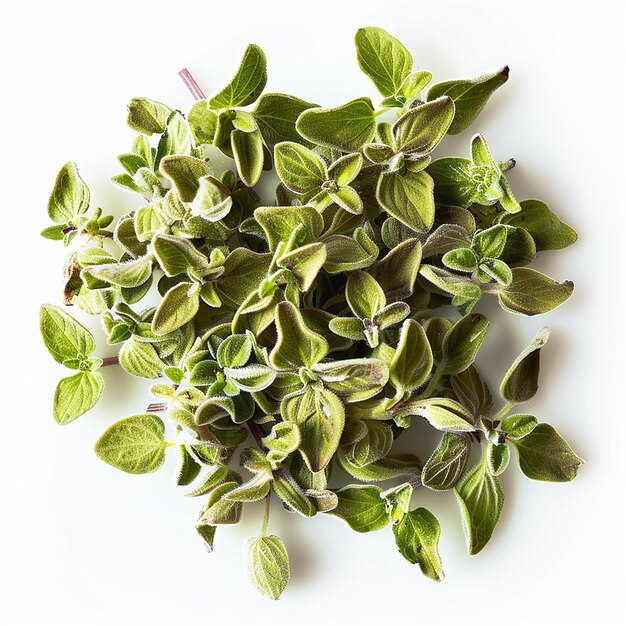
top-left (427, 66), bottom-right (509, 135)
top-left (327, 485), bottom-right (388, 532)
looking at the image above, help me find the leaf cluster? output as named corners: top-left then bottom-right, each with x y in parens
top-left (39, 27), bottom-right (580, 599)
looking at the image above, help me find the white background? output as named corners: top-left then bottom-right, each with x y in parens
top-left (1, 0), bottom-right (625, 624)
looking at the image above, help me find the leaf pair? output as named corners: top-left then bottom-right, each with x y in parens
top-left (40, 305), bottom-right (104, 425)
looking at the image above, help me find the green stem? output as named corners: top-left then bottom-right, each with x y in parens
top-left (260, 494), bottom-right (271, 537)
top-left (492, 401), bottom-right (514, 423)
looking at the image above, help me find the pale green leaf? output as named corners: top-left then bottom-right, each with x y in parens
top-left (53, 371), bottom-right (104, 425)
top-left (94, 414), bottom-right (169, 474)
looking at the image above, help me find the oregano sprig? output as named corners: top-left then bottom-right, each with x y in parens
top-left (39, 26), bottom-right (580, 600)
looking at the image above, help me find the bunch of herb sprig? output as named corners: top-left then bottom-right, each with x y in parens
top-left (40, 27), bottom-right (581, 599)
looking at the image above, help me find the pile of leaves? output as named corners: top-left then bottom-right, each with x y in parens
top-left (40, 26), bottom-right (581, 599)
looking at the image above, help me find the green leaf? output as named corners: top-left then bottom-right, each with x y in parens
top-left (390, 319), bottom-right (433, 392)
top-left (119, 337), bottom-right (165, 379)
top-left (187, 100), bottom-right (218, 145)
top-left (376, 169), bottom-right (435, 232)
top-left (427, 66), bottom-right (509, 135)
top-left (499, 327), bottom-right (549, 403)
top-left (473, 224), bottom-right (507, 259)
top-left (354, 26), bottom-right (412, 97)
top-left (346, 270), bottom-right (386, 319)
top-left (152, 282), bottom-right (200, 336)
top-left (159, 155), bottom-right (213, 202)
top-left (511, 423), bottom-right (582, 482)
top-left (421, 432), bottom-right (470, 491)
top-left (272, 471), bottom-right (316, 517)
top-left (296, 98), bottom-right (376, 152)
top-left (488, 443), bottom-right (510, 476)
top-left (156, 112), bottom-right (194, 165)
top-left (279, 242), bottom-right (327, 292)
top-left (199, 482), bottom-right (243, 525)
top-left (328, 152), bottom-right (363, 186)
top-left (40, 304), bottom-right (95, 363)
top-left (48, 162), bottom-right (90, 224)
top-left (441, 313), bottom-right (490, 375)
top-left (41, 225), bottom-right (66, 240)
top-left (53, 371), bottom-right (104, 425)
top-left (217, 249), bottom-right (273, 304)
top-left (348, 420), bottom-right (393, 466)
top-left (392, 97), bottom-right (454, 154)
top-left (254, 205), bottom-right (323, 251)
top-left (450, 365), bottom-right (493, 417)
top-left (479, 258), bottom-right (512, 286)
top-left (84, 256), bottom-right (153, 288)
top-left (152, 234), bottom-right (210, 277)
top-left (175, 445), bottom-right (202, 486)
top-left (94, 414), bottom-right (169, 474)
top-left (231, 129), bottom-right (264, 187)
top-left (274, 141), bottom-right (327, 193)
top-left (210, 44), bottom-right (267, 108)
top-left (323, 228), bottom-right (379, 273)
top-left (127, 97), bottom-right (172, 135)
top-left (253, 93), bottom-right (318, 149)
top-left (270, 301), bottom-right (329, 370)
top-left (403, 398), bottom-right (475, 432)
top-left (328, 185), bottom-right (363, 215)
top-left (454, 447), bottom-right (504, 554)
top-left (442, 247), bottom-right (478, 272)
top-left (501, 413), bottom-right (538, 440)
top-left (328, 316), bottom-right (364, 341)
top-left (337, 450), bottom-right (422, 482)
top-left (195, 524), bottom-right (217, 552)
top-left (498, 199), bottom-right (578, 251)
top-left (327, 485), bottom-right (388, 533)
top-left (312, 358), bottom-right (389, 403)
top-left (393, 508), bottom-right (444, 581)
top-left (262, 422), bottom-right (301, 468)
top-left (225, 473), bottom-right (272, 502)
top-left (190, 176), bottom-right (233, 222)
top-left (247, 535), bottom-right (290, 600)
top-left (427, 157), bottom-right (479, 208)
top-left (217, 334), bottom-right (252, 368)
top-left (370, 238), bottom-right (422, 301)
top-left (281, 386), bottom-right (345, 472)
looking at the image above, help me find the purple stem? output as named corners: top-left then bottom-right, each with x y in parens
top-left (178, 68), bottom-right (206, 101)
top-left (101, 356), bottom-right (120, 367)
top-left (147, 402), bottom-right (168, 413)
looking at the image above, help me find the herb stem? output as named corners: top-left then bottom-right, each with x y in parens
top-left (260, 494), bottom-right (271, 537)
top-left (492, 401), bottom-right (514, 422)
top-left (178, 68), bottom-right (206, 101)
top-left (147, 402), bottom-right (168, 413)
top-left (101, 356), bottom-right (120, 367)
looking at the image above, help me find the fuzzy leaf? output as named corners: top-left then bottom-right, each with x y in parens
top-left (53, 371), bottom-right (104, 425)
top-left (512, 424), bottom-right (582, 482)
top-left (94, 414), bottom-right (169, 474)
top-left (127, 97), bottom-right (171, 135)
top-left (354, 26), bottom-right (413, 97)
top-left (498, 268), bottom-right (573, 316)
top-left (441, 313), bottom-right (490, 375)
top-left (454, 448), bottom-right (504, 554)
top-left (270, 302), bottom-right (329, 370)
top-left (152, 283), bottom-right (200, 336)
top-left (210, 44), bottom-right (267, 109)
top-left (253, 93), bottom-right (318, 149)
top-left (274, 142), bottom-right (326, 193)
top-left (392, 97), bottom-right (454, 154)
top-left (247, 535), bottom-right (290, 600)
top-left (393, 508), bottom-right (444, 581)
top-left (312, 358), bottom-right (389, 403)
top-left (231, 128), bottom-right (264, 187)
top-left (296, 98), bottom-right (376, 152)
top-left (48, 162), bottom-right (90, 224)
top-left (281, 386), bottom-right (345, 472)
top-left (427, 66), bottom-right (509, 134)
top-left (327, 485), bottom-right (388, 532)
top-left (377, 169), bottom-right (435, 232)
top-left (390, 319), bottom-right (433, 392)
top-left (421, 432), bottom-right (470, 491)
top-left (40, 304), bottom-right (95, 363)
